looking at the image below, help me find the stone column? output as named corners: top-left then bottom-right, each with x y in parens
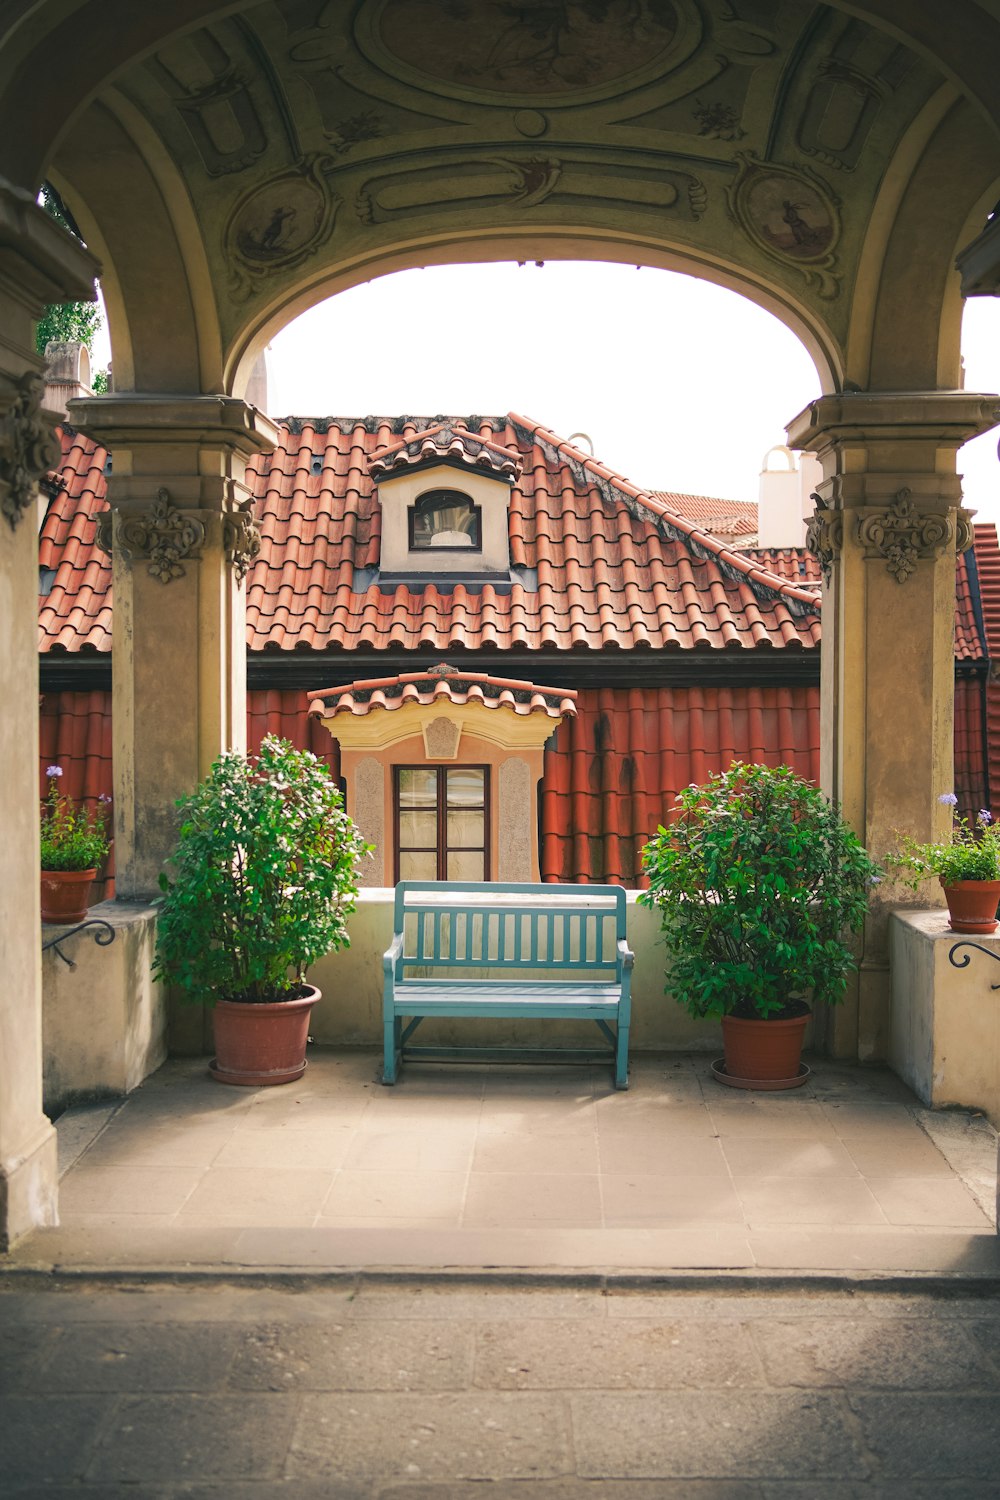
top-left (0, 180), bottom-right (99, 1248)
top-left (69, 396), bottom-right (277, 898)
top-left (787, 391), bottom-right (1000, 1061)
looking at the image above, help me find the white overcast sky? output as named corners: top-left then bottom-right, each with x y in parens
top-left (263, 261), bottom-right (1000, 524)
top-left (99, 258), bottom-right (1000, 521)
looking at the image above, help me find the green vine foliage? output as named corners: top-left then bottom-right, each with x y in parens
top-left (34, 298), bottom-right (102, 356)
top-left (153, 736), bottom-right (372, 1006)
top-left (638, 762), bottom-right (881, 1021)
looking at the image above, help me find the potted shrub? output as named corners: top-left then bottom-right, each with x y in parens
top-left (39, 764), bottom-right (111, 924)
top-left (639, 762), bottom-right (880, 1089)
top-left (889, 794), bottom-right (1000, 934)
top-left (153, 735), bottom-right (370, 1086)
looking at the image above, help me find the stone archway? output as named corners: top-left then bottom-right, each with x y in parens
top-left (3, 0), bottom-right (1000, 1247)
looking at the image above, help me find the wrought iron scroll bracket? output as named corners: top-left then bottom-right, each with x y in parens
top-left (41, 919), bottom-right (116, 971)
top-left (948, 940), bottom-right (1000, 990)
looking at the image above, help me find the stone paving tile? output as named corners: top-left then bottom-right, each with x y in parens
top-left (0, 1396), bottom-right (110, 1484)
top-left (598, 1133), bottom-right (730, 1177)
top-left (211, 1126), bottom-right (358, 1170)
top-left (472, 1128), bottom-right (600, 1175)
top-left (569, 1391), bottom-right (870, 1479)
top-left (849, 1393), bottom-right (1000, 1478)
top-left (343, 1126), bottom-right (477, 1172)
top-left (347, 1287), bottom-right (605, 1321)
top-left (463, 1172), bottom-right (604, 1228)
top-left (227, 1319), bottom-right (474, 1391)
top-left (473, 1317), bottom-right (762, 1388)
top-left (841, 1135), bottom-right (956, 1177)
top-left (175, 1166), bottom-right (336, 1226)
top-left (708, 1101), bottom-right (839, 1140)
top-left (322, 1169), bottom-right (469, 1223)
top-left (0, 1322), bottom-right (56, 1393)
top-left (750, 1315), bottom-right (998, 1389)
top-left (34, 1322), bottom-right (241, 1392)
top-left (56, 1164), bottom-right (203, 1215)
top-left (287, 1392), bottom-right (575, 1482)
top-left (735, 1177), bottom-right (887, 1227)
top-left (721, 1139), bottom-right (861, 1178)
top-left (863, 1176), bottom-right (993, 1227)
top-left (749, 1228), bottom-right (1000, 1272)
top-left (86, 1393), bottom-right (300, 1483)
top-left (601, 1173), bottom-right (745, 1226)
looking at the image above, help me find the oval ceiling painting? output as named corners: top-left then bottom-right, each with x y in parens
top-left (373, 0), bottom-right (682, 100)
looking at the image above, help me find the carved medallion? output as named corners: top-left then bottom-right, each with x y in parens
top-left (727, 153), bottom-right (841, 298)
top-left (856, 488), bottom-right (962, 583)
top-left (223, 502), bottom-right (262, 584)
top-left (804, 496), bottom-right (842, 586)
top-left (115, 489), bottom-right (206, 583)
top-left (355, 0), bottom-right (699, 106)
top-left (224, 157), bottom-right (340, 300)
top-left (0, 371), bottom-right (59, 531)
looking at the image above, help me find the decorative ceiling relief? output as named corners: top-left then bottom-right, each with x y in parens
top-left (356, 152), bottom-right (706, 226)
top-left (148, 34), bottom-right (268, 176)
top-left (354, 0), bottom-right (702, 106)
top-left (224, 156), bottom-right (340, 299)
top-left (795, 22), bottom-right (913, 172)
top-left (727, 152), bottom-right (841, 297)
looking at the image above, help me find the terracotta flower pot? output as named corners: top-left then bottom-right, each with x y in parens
top-left (40, 867), bottom-right (97, 925)
top-left (720, 1010), bottom-right (810, 1088)
top-left (940, 879), bottom-right (1000, 934)
top-left (209, 984), bottom-right (321, 1087)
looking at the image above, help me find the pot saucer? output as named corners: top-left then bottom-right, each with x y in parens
top-left (710, 1058), bottom-right (810, 1092)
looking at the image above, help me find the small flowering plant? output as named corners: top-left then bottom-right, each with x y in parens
top-left (890, 794), bottom-right (1000, 887)
top-left (39, 766), bottom-right (111, 872)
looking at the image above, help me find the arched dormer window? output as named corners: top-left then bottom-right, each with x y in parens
top-left (408, 489), bottom-right (482, 551)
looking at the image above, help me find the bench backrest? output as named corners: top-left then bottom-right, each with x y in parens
top-left (392, 881), bottom-right (627, 975)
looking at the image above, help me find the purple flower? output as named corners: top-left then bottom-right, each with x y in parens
top-left (938, 792), bottom-right (959, 806)
top-left (979, 809), bottom-right (993, 825)
top-left (869, 874), bottom-right (883, 885)
top-left (46, 765), bottom-right (63, 778)
top-left (98, 793), bottom-right (112, 805)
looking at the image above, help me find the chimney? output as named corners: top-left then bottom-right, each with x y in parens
top-left (757, 444), bottom-right (823, 549)
top-left (43, 340), bottom-right (92, 419)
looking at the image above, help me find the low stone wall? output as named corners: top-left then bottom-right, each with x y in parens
top-left (889, 909), bottom-right (1000, 1127)
top-left (42, 899), bottom-right (168, 1116)
top-left (309, 889), bottom-right (823, 1055)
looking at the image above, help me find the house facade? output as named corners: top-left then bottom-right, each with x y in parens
top-left (39, 411), bottom-right (994, 892)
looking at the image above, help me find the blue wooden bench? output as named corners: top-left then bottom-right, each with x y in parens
top-left (382, 881), bottom-right (634, 1088)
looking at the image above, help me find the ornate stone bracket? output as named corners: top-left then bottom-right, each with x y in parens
top-left (0, 370), bottom-right (60, 530)
top-left (804, 495), bottom-right (843, 585)
top-left (223, 501), bottom-right (261, 584)
top-left (857, 488), bottom-right (969, 583)
top-left (96, 488), bottom-right (206, 583)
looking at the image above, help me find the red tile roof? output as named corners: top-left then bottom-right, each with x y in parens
top-left (40, 417), bottom-right (824, 656)
top-left (367, 421), bottom-right (522, 483)
top-left (650, 491), bottom-right (758, 542)
top-left (308, 666), bottom-right (577, 722)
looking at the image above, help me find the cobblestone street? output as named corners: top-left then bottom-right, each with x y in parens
top-left (3, 1274), bottom-right (1000, 1496)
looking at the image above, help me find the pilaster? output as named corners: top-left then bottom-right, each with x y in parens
top-left (0, 179), bottom-right (98, 1249)
top-left (70, 395), bottom-right (277, 897)
top-left (787, 390), bottom-right (1000, 1062)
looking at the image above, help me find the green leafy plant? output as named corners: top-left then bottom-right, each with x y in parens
top-left (153, 735), bottom-right (371, 1005)
top-left (638, 762), bottom-right (880, 1020)
top-left (39, 766), bottom-right (111, 871)
top-left (889, 794), bottom-right (1000, 886)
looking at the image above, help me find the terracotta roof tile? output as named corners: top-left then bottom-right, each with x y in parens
top-left (308, 665), bottom-right (577, 721)
top-left (650, 491), bottom-right (758, 542)
top-left (367, 421), bottom-right (522, 483)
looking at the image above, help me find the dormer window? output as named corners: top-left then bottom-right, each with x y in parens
top-left (409, 489), bottom-right (481, 552)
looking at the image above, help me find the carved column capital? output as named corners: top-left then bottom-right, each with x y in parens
top-left (222, 501), bottom-right (261, 584)
top-left (0, 370), bottom-right (59, 530)
top-left (855, 487), bottom-right (965, 583)
top-left (98, 488), bottom-right (207, 583)
top-left (804, 496), bottom-right (843, 586)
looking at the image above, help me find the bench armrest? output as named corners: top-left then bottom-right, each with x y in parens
top-left (617, 938), bottom-right (635, 971)
top-left (383, 931), bottom-right (405, 976)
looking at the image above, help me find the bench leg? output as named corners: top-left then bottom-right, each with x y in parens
top-left (615, 1023), bottom-right (630, 1090)
top-left (383, 1014), bottom-right (401, 1085)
